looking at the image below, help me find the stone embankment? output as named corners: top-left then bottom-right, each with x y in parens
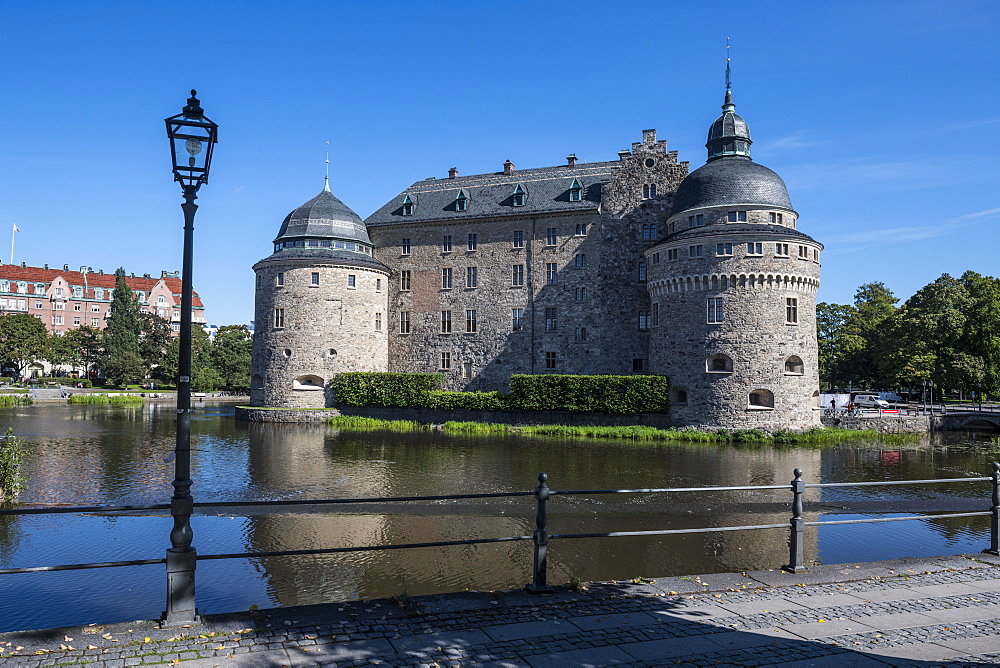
top-left (821, 414), bottom-right (931, 433)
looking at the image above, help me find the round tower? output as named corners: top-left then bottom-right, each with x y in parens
top-left (645, 87), bottom-right (822, 430)
top-left (251, 180), bottom-right (390, 408)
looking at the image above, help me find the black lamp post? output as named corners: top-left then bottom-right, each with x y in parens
top-left (162, 90), bottom-right (217, 625)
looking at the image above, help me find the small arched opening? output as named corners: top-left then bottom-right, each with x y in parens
top-left (784, 356), bottom-right (804, 375)
top-left (748, 389), bottom-right (775, 409)
top-left (292, 374), bottom-right (324, 391)
top-left (707, 353), bottom-right (733, 373)
top-left (251, 374), bottom-right (264, 390)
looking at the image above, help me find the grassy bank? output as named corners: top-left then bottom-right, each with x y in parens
top-left (67, 394), bottom-right (144, 405)
top-left (0, 394), bottom-right (31, 407)
top-left (329, 416), bottom-right (914, 444)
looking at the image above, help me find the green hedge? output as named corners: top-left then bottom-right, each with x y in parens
top-left (328, 372), bottom-right (444, 407)
top-left (422, 390), bottom-right (508, 410)
top-left (507, 374), bottom-right (670, 413)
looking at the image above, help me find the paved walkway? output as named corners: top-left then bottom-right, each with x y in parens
top-left (3, 554), bottom-right (1000, 666)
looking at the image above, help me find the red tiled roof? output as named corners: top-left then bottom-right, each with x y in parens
top-left (0, 265), bottom-right (205, 308)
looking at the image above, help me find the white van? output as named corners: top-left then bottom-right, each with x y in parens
top-left (852, 392), bottom-right (889, 409)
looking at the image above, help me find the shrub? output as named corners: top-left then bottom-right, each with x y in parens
top-left (0, 395), bottom-right (30, 407)
top-left (507, 374), bottom-right (670, 413)
top-left (328, 372), bottom-right (443, 407)
top-left (422, 390), bottom-right (508, 411)
top-left (0, 428), bottom-right (25, 500)
top-left (0, 378), bottom-right (11, 385)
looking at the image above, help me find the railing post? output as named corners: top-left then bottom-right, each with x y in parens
top-left (783, 468), bottom-right (808, 573)
top-left (984, 463), bottom-right (1000, 556)
top-left (526, 472), bottom-right (554, 593)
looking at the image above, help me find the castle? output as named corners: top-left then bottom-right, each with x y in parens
top-left (250, 84), bottom-right (823, 430)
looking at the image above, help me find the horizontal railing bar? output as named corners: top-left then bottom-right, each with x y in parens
top-left (192, 492), bottom-right (535, 508)
top-left (806, 511), bottom-right (991, 526)
top-left (0, 558), bottom-right (167, 575)
top-left (0, 503), bottom-right (171, 516)
top-left (806, 477), bottom-right (990, 489)
top-left (551, 523), bottom-right (789, 540)
top-left (198, 535), bottom-right (533, 561)
top-left (552, 485), bottom-right (790, 495)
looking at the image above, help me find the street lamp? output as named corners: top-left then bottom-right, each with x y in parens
top-left (162, 90), bottom-right (217, 626)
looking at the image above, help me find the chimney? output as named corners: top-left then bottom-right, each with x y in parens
top-left (44, 264), bottom-right (48, 270)
top-left (80, 266), bottom-right (88, 273)
top-left (21, 262), bottom-right (26, 268)
top-left (643, 129), bottom-right (656, 143)
top-left (448, 167), bottom-right (458, 179)
top-left (64, 264), bottom-right (69, 271)
top-left (566, 154), bottom-right (577, 167)
top-left (618, 150), bottom-right (631, 161)
top-left (130, 272), bottom-right (135, 278)
top-left (503, 160), bottom-right (514, 175)
top-left (143, 273), bottom-right (150, 279)
top-left (99, 269), bottom-right (104, 275)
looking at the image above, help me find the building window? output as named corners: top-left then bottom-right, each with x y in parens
top-left (441, 267), bottom-right (453, 289)
top-left (442, 235), bottom-right (453, 252)
top-left (665, 249), bottom-right (677, 262)
top-left (575, 223), bottom-right (587, 236)
top-left (726, 211), bottom-right (747, 222)
top-left (707, 353), bottom-right (733, 372)
top-left (468, 233), bottom-right (478, 251)
top-left (466, 309), bottom-right (477, 333)
top-left (512, 308), bottom-right (524, 331)
top-left (466, 266), bottom-right (478, 288)
top-left (34, 301), bottom-right (42, 309)
top-left (785, 355), bottom-right (804, 375)
top-left (769, 212), bottom-right (783, 225)
top-left (799, 245), bottom-right (809, 259)
top-left (641, 184), bottom-right (657, 199)
top-left (276, 272), bottom-right (284, 286)
top-left (545, 351), bottom-right (557, 369)
top-left (574, 327), bottom-right (587, 341)
top-left (441, 310), bottom-right (452, 333)
top-left (689, 245), bottom-right (703, 258)
top-left (440, 351), bottom-right (452, 370)
top-left (53, 302), bottom-right (65, 311)
top-left (652, 302), bottom-right (658, 327)
top-left (688, 214), bottom-right (704, 227)
top-left (172, 323), bottom-right (180, 332)
top-left (641, 224), bottom-right (657, 241)
top-left (638, 311), bottom-right (650, 330)
top-left (670, 387), bottom-right (688, 404)
top-left (348, 274), bottom-right (356, 287)
top-left (512, 184), bottom-right (525, 207)
top-left (512, 264), bottom-right (525, 286)
top-left (156, 295), bottom-right (166, 305)
top-left (633, 358), bottom-right (645, 372)
top-left (454, 190), bottom-right (468, 212)
top-left (91, 318), bottom-right (100, 326)
top-left (574, 253), bottom-right (586, 268)
top-left (311, 272), bottom-right (320, 286)
top-left (91, 304), bottom-right (100, 312)
top-left (401, 238), bottom-right (411, 255)
top-left (546, 228), bottom-right (558, 246)
top-left (749, 389), bottom-right (775, 408)
top-left (575, 287), bottom-right (588, 302)
top-left (513, 230), bottom-right (524, 248)
top-left (0, 281), bottom-right (7, 292)
top-left (652, 252), bottom-right (660, 265)
top-left (73, 286), bottom-right (82, 298)
top-left (786, 297), bottom-right (798, 324)
top-left (274, 308), bottom-right (285, 328)
top-left (545, 263), bottom-right (558, 284)
top-left (52, 315), bottom-right (63, 325)
top-left (399, 311), bottom-right (411, 334)
top-left (73, 303), bottom-right (81, 311)
top-left (776, 243), bottom-right (789, 257)
top-left (401, 195), bottom-right (414, 216)
top-left (716, 243), bottom-right (733, 256)
top-left (568, 179), bottom-right (582, 201)
top-left (545, 307), bottom-right (557, 331)
top-left (376, 278), bottom-right (382, 291)
top-left (747, 242), bottom-right (763, 256)
top-left (707, 297), bottom-right (723, 323)
top-left (375, 312), bottom-right (382, 331)
top-left (814, 249), bottom-right (820, 262)
top-left (36, 284), bottom-right (46, 295)
top-left (638, 261), bottom-right (647, 281)
top-left (400, 270), bottom-right (411, 290)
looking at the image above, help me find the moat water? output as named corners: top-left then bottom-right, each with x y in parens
top-left (0, 402), bottom-right (997, 632)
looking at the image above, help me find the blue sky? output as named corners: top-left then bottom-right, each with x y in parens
top-left (1, 0), bottom-right (997, 325)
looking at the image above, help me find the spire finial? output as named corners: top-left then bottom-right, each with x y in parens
top-left (723, 37), bottom-right (734, 108)
top-left (323, 141), bottom-right (331, 192)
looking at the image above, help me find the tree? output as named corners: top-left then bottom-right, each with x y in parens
top-left (816, 302), bottom-right (864, 390)
top-left (138, 312), bottom-right (172, 378)
top-left (64, 325), bottom-right (103, 379)
top-left (212, 325), bottom-right (252, 390)
top-left (960, 271), bottom-right (1000, 394)
top-left (161, 326), bottom-right (221, 391)
top-left (45, 332), bottom-right (78, 375)
top-left (102, 268), bottom-right (143, 385)
top-left (847, 282), bottom-right (899, 389)
top-left (0, 313), bottom-right (49, 378)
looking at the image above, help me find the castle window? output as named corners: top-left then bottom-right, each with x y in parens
top-left (574, 253), bottom-right (586, 268)
top-left (727, 211), bottom-right (747, 222)
top-left (401, 195), bottom-right (414, 216)
top-left (545, 263), bottom-right (558, 284)
top-left (375, 312), bottom-right (382, 331)
top-left (747, 242), bottom-right (763, 256)
top-left (716, 243), bottom-right (733, 256)
top-left (652, 252), bottom-right (660, 265)
top-left (574, 327), bottom-right (587, 341)
top-left (799, 245), bottom-right (809, 259)
top-left (347, 275), bottom-right (356, 288)
top-left (513, 230), bottom-right (524, 248)
top-left (707, 297), bottom-right (723, 324)
top-left (776, 243), bottom-right (789, 256)
top-left (376, 278), bottom-right (382, 291)
top-left (454, 190), bottom-right (468, 212)
top-left (468, 233), bottom-right (478, 251)
top-left (441, 268), bottom-right (453, 289)
top-left (466, 266), bottom-right (478, 288)
top-left (641, 224), bottom-right (657, 241)
top-left (568, 179), bottom-right (582, 202)
top-left (667, 249), bottom-right (678, 261)
top-left (512, 264), bottom-right (525, 286)
top-left (512, 184), bottom-right (526, 207)
top-left (786, 297), bottom-right (798, 324)
top-left (440, 352), bottom-right (451, 369)
top-left (785, 356), bottom-right (804, 375)
top-left (575, 287), bottom-right (588, 302)
top-left (638, 261), bottom-right (647, 281)
top-left (632, 358), bottom-right (645, 372)
top-left (707, 353), bottom-right (733, 373)
top-left (641, 184), bottom-right (657, 199)
top-left (769, 212), bottom-right (783, 225)
top-left (688, 214), bottom-right (704, 227)
top-left (399, 311), bottom-right (411, 334)
top-left (512, 308), bottom-right (524, 331)
top-left (466, 309), bottom-right (477, 333)
top-left (273, 308), bottom-right (285, 328)
top-left (638, 311), bottom-right (651, 330)
top-left (463, 362), bottom-right (473, 379)
top-left (442, 235), bottom-right (453, 252)
top-left (575, 223), bottom-right (587, 236)
top-left (814, 249), bottom-right (820, 262)
top-left (689, 245), bottom-right (703, 258)
top-left (401, 238), bottom-right (411, 255)
top-left (670, 387), bottom-right (688, 404)
top-left (292, 375), bottom-right (324, 391)
top-left (441, 310), bottom-right (452, 333)
top-left (310, 272), bottom-right (320, 286)
top-left (400, 270), bottom-right (411, 290)
top-left (545, 307), bottom-right (557, 331)
top-left (652, 302), bottom-right (658, 326)
top-left (251, 374), bottom-right (264, 390)
top-left (546, 228), bottom-right (558, 246)
top-left (749, 389), bottom-right (775, 409)
top-left (545, 351), bottom-right (557, 369)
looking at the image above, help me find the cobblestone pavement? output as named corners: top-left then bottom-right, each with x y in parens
top-left (3, 554), bottom-right (1000, 666)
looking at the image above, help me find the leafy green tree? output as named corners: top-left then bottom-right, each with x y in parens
top-left (45, 332), bottom-right (78, 375)
top-left (138, 312), bottom-right (172, 378)
top-left (960, 271), bottom-right (1000, 394)
top-left (102, 268), bottom-right (143, 385)
top-left (64, 325), bottom-right (103, 379)
top-left (212, 325), bottom-right (252, 390)
top-left (161, 326), bottom-right (221, 391)
top-left (0, 313), bottom-right (49, 378)
top-left (816, 302), bottom-right (864, 389)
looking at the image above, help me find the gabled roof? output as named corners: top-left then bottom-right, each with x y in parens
top-left (0, 265), bottom-right (204, 308)
top-left (365, 162), bottom-right (619, 227)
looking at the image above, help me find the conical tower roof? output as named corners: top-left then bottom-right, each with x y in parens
top-left (273, 182), bottom-right (372, 246)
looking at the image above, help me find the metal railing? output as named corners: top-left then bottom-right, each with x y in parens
top-left (1, 465), bottom-right (998, 602)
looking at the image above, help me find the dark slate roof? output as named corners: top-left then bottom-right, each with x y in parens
top-left (708, 110), bottom-right (750, 144)
top-left (365, 162), bottom-right (619, 227)
top-left (671, 157), bottom-right (793, 217)
top-left (275, 186), bottom-right (372, 245)
top-left (254, 248), bottom-right (389, 270)
top-left (663, 223), bottom-right (817, 244)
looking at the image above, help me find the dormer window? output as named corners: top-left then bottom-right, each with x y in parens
top-left (512, 184), bottom-right (525, 207)
top-left (401, 194), bottom-right (414, 216)
top-left (568, 179), bottom-right (582, 202)
top-left (454, 190), bottom-right (468, 212)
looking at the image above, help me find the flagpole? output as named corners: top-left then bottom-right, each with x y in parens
top-left (10, 223), bottom-right (15, 265)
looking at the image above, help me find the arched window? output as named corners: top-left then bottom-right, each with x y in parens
top-left (251, 374), bottom-right (264, 390)
top-left (292, 374), bottom-right (324, 391)
top-left (707, 353), bottom-right (733, 373)
top-left (670, 387), bottom-right (688, 404)
top-left (748, 389), bottom-right (775, 408)
top-left (641, 224), bottom-right (657, 241)
top-left (638, 261), bottom-right (647, 281)
top-left (784, 356), bottom-right (804, 375)
top-left (512, 184), bottom-right (525, 207)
